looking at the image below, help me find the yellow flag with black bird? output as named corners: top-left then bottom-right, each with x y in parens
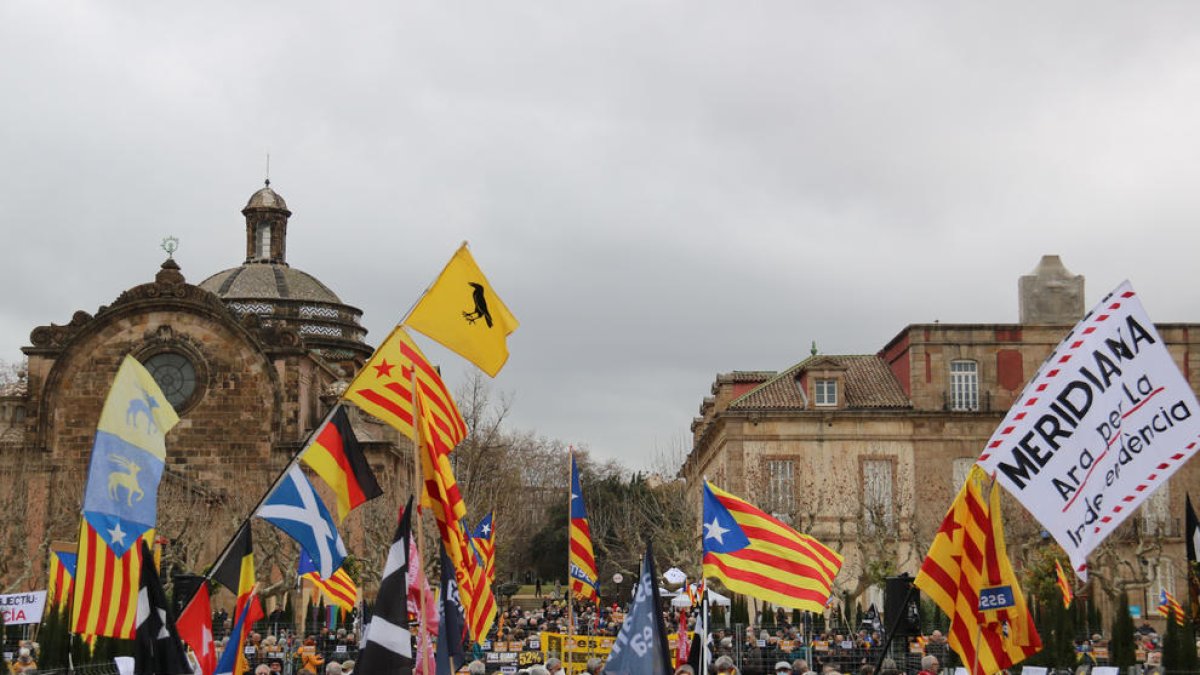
top-left (405, 243), bottom-right (518, 377)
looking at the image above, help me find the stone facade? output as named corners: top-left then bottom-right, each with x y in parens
top-left (681, 259), bottom-right (1199, 618)
top-left (0, 184), bottom-right (411, 598)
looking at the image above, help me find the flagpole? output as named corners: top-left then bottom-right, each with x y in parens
top-left (970, 473), bottom-right (1000, 675)
top-left (411, 362), bottom-right (434, 672)
top-left (195, 402), bottom-right (343, 606)
top-left (567, 447), bottom-right (575, 663)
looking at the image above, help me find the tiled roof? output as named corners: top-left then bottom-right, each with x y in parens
top-left (718, 371), bottom-right (777, 383)
top-left (729, 354), bottom-right (910, 410)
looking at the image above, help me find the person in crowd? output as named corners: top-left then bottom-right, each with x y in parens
top-left (468, 660), bottom-right (488, 675)
top-left (792, 659), bottom-right (809, 673)
top-left (585, 657), bottom-right (603, 675)
top-left (675, 666), bottom-right (695, 675)
top-left (325, 663), bottom-right (342, 675)
top-left (530, 667), bottom-right (550, 675)
top-left (776, 661), bottom-right (794, 674)
top-left (546, 657), bottom-right (564, 675)
top-left (918, 655), bottom-right (939, 675)
top-left (713, 655), bottom-right (737, 675)
top-left (341, 659), bottom-right (355, 675)
top-left (254, 666), bottom-right (271, 675)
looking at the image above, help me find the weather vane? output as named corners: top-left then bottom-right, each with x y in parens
top-left (161, 236), bottom-right (179, 259)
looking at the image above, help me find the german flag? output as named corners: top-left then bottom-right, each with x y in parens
top-left (212, 523), bottom-right (263, 675)
top-left (701, 481), bottom-right (842, 613)
top-left (70, 520), bottom-right (152, 638)
top-left (301, 404), bottom-right (382, 522)
top-left (299, 549), bottom-right (358, 613)
top-left (914, 466), bottom-right (1041, 675)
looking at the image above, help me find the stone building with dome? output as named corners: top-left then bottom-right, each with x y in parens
top-left (0, 182), bottom-right (411, 597)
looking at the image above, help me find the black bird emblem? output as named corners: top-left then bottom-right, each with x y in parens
top-left (463, 282), bottom-right (494, 327)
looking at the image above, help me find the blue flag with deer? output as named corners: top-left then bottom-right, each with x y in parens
top-left (82, 355), bottom-right (180, 557)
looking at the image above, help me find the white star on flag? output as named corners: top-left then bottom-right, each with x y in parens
top-left (109, 522), bottom-right (127, 546)
top-left (704, 517), bottom-right (729, 545)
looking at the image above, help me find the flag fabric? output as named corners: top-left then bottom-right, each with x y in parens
top-left (685, 581), bottom-right (704, 609)
top-left (472, 512), bottom-right (496, 587)
top-left (71, 520), bottom-right (152, 638)
top-left (212, 523), bottom-right (264, 675)
top-left (214, 585), bottom-right (264, 675)
top-left (82, 355), bottom-right (179, 556)
top-left (701, 481), bottom-right (843, 613)
top-left (301, 404), bottom-right (382, 522)
top-left (299, 549), bottom-right (358, 613)
top-left (359, 497), bottom-right (416, 675)
top-left (436, 542), bottom-right (468, 675)
top-left (914, 466), bottom-right (1041, 675)
top-left (48, 549), bottom-right (77, 610)
top-left (1054, 560), bottom-right (1073, 609)
top-left (134, 541), bottom-right (191, 675)
top-left (342, 325), bottom-right (468, 448)
top-left (685, 587), bottom-right (711, 674)
top-left (569, 454), bottom-right (600, 603)
top-left (605, 541), bottom-right (672, 675)
top-left (675, 609), bottom-right (690, 667)
top-left (404, 243), bottom-right (519, 377)
top-left (257, 464), bottom-right (348, 579)
top-left (406, 524), bottom-right (439, 675)
top-left (1187, 494), bottom-right (1199, 620)
top-left (1157, 588), bottom-right (1185, 626)
top-left (176, 583), bottom-right (217, 675)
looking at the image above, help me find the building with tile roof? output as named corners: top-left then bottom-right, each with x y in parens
top-left (681, 256), bottom-right (1200, 618)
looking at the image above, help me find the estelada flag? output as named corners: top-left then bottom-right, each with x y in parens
top-left (569, 454), bottom-right (599, 603)
top-left (405, 243), bottom-right (519, 377)
top-left (342, 326), bottom-right (467, 450)
top-left (915, 466), bottom-right (1041, 675)
top-left (701, 481), bottom-right (842, 613)
top-left (301, 404), bottom-right (382, 522)
top-left (71, 520), bottom-right (154, 638)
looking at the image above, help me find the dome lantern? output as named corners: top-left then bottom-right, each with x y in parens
top-left (242, 179), bottom-right (292, 264)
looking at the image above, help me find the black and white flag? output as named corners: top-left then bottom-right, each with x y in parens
top-left (359, 496), bottom-right (416, 675)
top-left (134, 541), bottom-right (192, 675)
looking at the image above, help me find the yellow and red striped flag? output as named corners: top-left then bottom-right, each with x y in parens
top-left (1158, 589), bottom-right (1185, 626)
top-left (569, 454), bottom-right (599, 603)
top-left (701, 481), bottom-right (842, 613)
top-left (349, 326), bottom-right (494, 643)
top-left (472, 512), bottom-right (496, 588)
top-left (914, 466), bottom-right (1041, 675)
top-left (48, 547), bottom-right (76, 610)
top-left (299, 549), bottom-right (358, 613)
top-left (1054, 560), bottom-right (1073, 609)
top-left (71, 521), bottom-right (153, 638)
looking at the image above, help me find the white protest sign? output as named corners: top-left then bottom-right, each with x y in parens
top-left (977, 282), bottom-right (1200, 580)
top-left (0, 591), bottom-right (47, 625)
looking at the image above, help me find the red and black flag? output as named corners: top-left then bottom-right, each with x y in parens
top-left (301, 404), bottom-right (383, 522)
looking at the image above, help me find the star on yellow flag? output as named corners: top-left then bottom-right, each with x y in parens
top-left (405, 243), bottom-right (519, 376)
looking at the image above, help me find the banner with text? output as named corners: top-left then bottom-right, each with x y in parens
top-left (0, 591), bottom-right (47, 625)
top-left (976, 281), bottom-right (1200, 580)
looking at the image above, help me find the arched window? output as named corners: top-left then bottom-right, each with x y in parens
top-left (949, 360), bottom-right (979, 411)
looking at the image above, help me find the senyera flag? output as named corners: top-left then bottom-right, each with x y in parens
top-left (976, 281), bottom-right (1200, 580)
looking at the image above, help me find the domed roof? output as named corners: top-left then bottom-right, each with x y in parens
top-left (244, 181), bottom-right (290, 213)
top-left (199, 263), bottom-right (342, 303)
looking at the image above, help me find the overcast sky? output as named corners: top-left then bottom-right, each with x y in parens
top-left (5, 2), bottom-right (1200, 471)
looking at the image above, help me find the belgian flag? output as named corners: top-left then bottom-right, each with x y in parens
top-left (301, 405), bottom-right (382, 522)
top-left (212, 524), bottom-right (263, 675)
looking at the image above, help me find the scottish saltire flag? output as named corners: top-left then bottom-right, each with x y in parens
top-left (569, 454), bottom-right (599, 602)
top-left (257, 465), bottom-right (347, 578)
top-left (82, 355), bottom-right (179, 556)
